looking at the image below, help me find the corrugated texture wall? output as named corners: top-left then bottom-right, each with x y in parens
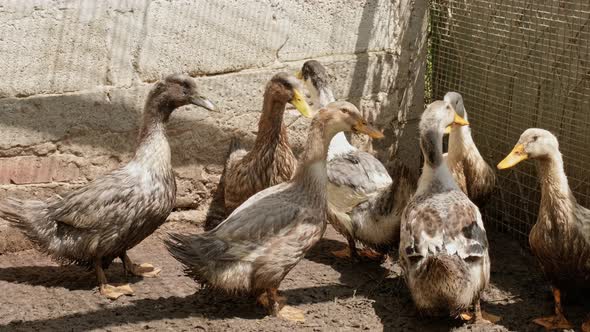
top-left (430, 0), bottom-right (590, 241)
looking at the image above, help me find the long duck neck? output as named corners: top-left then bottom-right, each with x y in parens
top-left (292, 118), bottom-right (332, 204)
top-left (536, 151), bottom-right (573, 224)
top-left (133, 95), bottom-right (172, 172)
top-left (416, 127), bottom-right (457, 195)
top-left (448, 125), bottom-right (475, 159)
top-left (253, 91), bottom-right (288, 152)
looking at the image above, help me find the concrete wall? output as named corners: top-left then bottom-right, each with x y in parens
top-left (0, 0), bottom-right (428, 249)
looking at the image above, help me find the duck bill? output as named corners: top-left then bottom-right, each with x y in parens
top-left (497, 144), bottom-right (528, 170)
top-left (354, 123), bottom-right (384, 139)
top-left (290, 89), bottom-right (313, 118)
top-left (295, 70), bottom-right (303, 80)
top-left (191, 96), bottom-right (217, 112)
top-left (444, 125), bottom-right (452, 134)
top-left (453, 112), bottom-right (469, 126)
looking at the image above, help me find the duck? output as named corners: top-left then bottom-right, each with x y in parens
top-left (297, 60), bottom-right (416, 259)
top-left (497, 128), bottom-right (590, 331)
top-left (166, 101), bottom-right (384, 321)
top-left (0, 74), bottom-right (216, 300)
top-left (399, 100), bottom-right (492, 323)
top-left (204, 73), bottom-right (312, 230)
top-left (443, 92), bottom-right (496, 207)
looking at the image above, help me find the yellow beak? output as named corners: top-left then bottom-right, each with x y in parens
top-left (444, 125), bottom-right (452, 134)
top-left (289, 89), bottom-right (313, 118)
top-left (497, 144), bottom-right (528, 170)
top-left (454, 112), bottom-right (469, 126)
top-left (295, 70), bottom-right (303, 80)
top-left (354, 122), bottom-right (384, 139)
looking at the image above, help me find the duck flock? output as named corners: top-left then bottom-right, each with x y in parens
top-left (0, 60), bottom-right (588, 330)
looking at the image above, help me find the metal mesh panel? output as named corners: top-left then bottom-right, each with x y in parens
top-left (429, 0), bottom-right (590, 242)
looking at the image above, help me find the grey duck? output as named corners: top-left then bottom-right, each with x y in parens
top-left (0, 74), bottom-right (216, 300)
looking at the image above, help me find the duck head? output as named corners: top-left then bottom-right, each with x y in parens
top-left (497, 128), bottom-right (560, 169)
top-left (419, 100), bottom-right (469, 166)
top-left (266, 72), bottom-right (313, 118)
top-left (296, 60), bottom-right (335, 109)
top-left (443, 91), bottom-right (468, 134)
top-left (318, 101), bottom-right (383, 139)
top-left (148, 74), bottom-right (216, 121)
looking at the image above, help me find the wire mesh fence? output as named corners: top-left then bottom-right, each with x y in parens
top-left (429, 0), bottom-right (590, 242)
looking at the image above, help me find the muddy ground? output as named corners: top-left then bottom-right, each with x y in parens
top-left (0, 222), bottom-right (587, 332)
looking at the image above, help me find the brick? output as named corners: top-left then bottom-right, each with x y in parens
top-left (0, 156), bottom-right (82, 185)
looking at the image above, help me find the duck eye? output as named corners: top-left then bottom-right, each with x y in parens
top-left (532, 135), bottom-right (539, 141)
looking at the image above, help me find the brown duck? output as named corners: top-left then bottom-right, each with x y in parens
top-left (205, 73), bottom-right (312, 230)
top-left (0, 74), bottom-right (216, 300)
top-left (498, 128), bottom-right (590, 331)
top-left (166, 101), bottom-right (383, 321)
top-left (443, 92), bottom-right (496, 207)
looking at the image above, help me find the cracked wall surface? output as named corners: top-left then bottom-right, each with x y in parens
top-left (0, 0), bottom-right (428, 252)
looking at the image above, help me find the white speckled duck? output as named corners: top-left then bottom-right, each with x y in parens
top-left (400, 100), bottom-right (493, 323)
top-left (297, 60), bottom-right (416, 260)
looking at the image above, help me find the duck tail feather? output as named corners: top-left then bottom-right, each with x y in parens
top-left (165, 232), bottom-right (229, 282)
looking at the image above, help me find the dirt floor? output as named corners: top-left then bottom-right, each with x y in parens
top-left (0, 222), bottom-right (587, 332)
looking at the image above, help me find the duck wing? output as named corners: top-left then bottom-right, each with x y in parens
top-left (327, 151), bottom-right (392, 212)
top-left (402, 191), bottom-right (488, 261)
top-left (47, 168), bottom-right (155, 230)
top-left (215, 184), bottom-right (307, 241)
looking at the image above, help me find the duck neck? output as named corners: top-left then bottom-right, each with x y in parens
top-left (448, 125), bottom-right (474, 156)
top-left (416, 128), bottom-right (456, 195)
top-left (292, 118), bottom-right (331, 204)
top-left (536, 151), bottom-right (572, 220)
top-left (311, 86), bottom-right (335, 109)
top-left (327, 132), bottom-right (356, 159)
top-left (134, 98), bottom-right (172, 171)
top-left (253, 91), bottom-right (288, 152)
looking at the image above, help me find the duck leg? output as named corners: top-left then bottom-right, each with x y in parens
top-left (532, 287), bottom-right (573, 330)
top-left (95, 260), bottom-right (134, 300)
top-left (121, 253), bottom-right (161, 278)
top-left (332, 236), bottom-right (357, 259)
top-left (260, 288), bottom-right (305, 322)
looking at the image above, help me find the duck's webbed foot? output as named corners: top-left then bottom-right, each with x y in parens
top-left (95, 260), bottom-right (134, 300)
top-left (122, 254), bottom-right (161, 278)
top-left (532, 287), bottom-right (573, 330)
top-left (100, 283), bottom-right (135, 300)
top-left (357, 248), bottom-right (385, 261)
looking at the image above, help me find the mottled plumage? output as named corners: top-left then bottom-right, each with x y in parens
top-left (444, 92), bottom-right (496, 207)
top-left (166, 101), bottom-right (383, 320)
top-left (0, 74), bottom-right (216, 299)
top-left (220, 73), bottom-right (312, 222)
top-left (299, 60), bottom-right (413, 258)
top-left (498, 128), bottom-right (590, 330)
top-left (400, 100), bottom-right (490, 320)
